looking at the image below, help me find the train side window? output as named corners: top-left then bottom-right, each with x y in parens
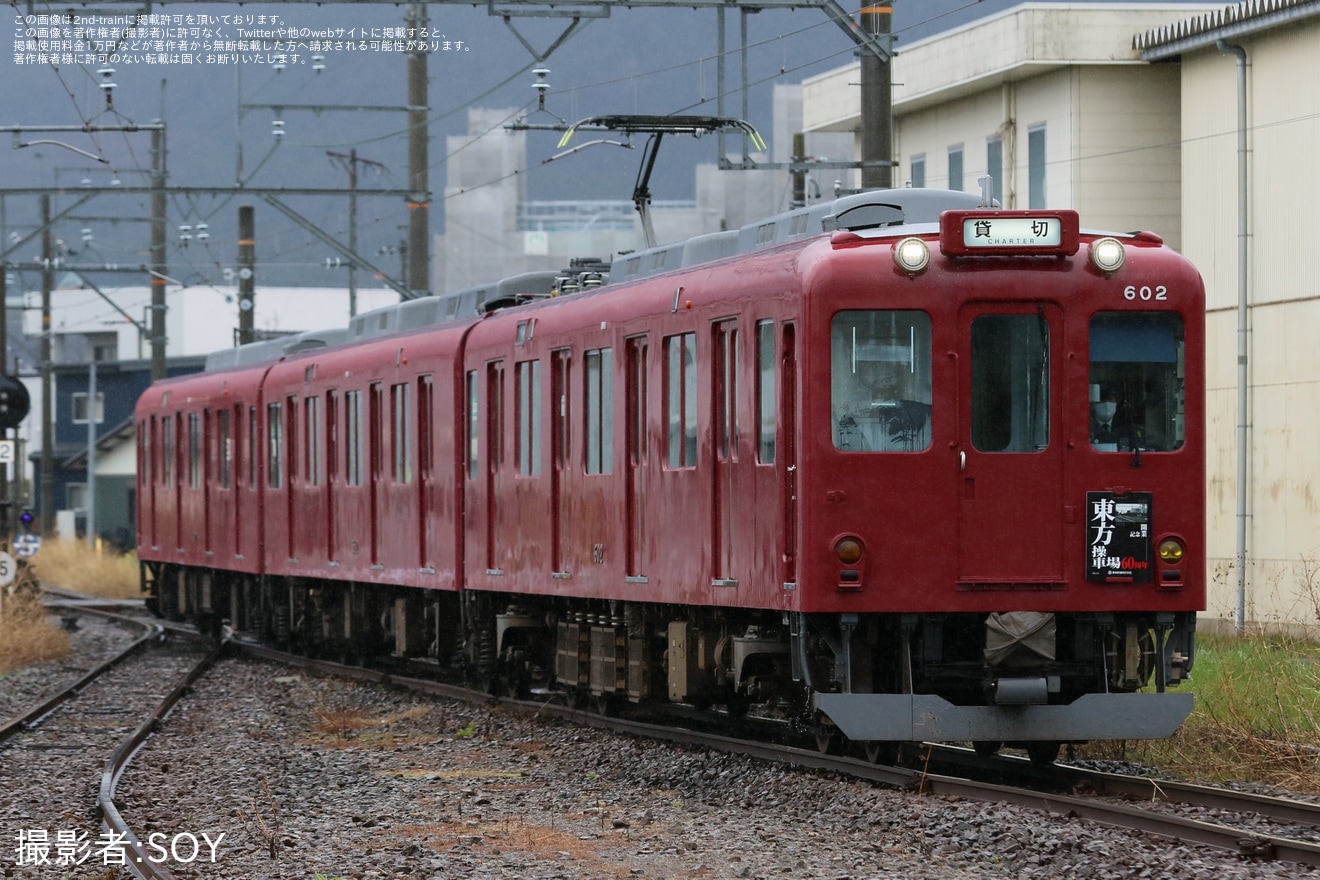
top-left (188, 413), bottom-right (202, 489)
top-left (756, 320), bottom-right (775, 464)
top-left (1088, 312), bottom-right (1185, 452)
top-left (584, 348), bottom-right (613, 474)
top-left (218, 408), bottom-right (232, 489)
top-left (162, 415), bottom-right (175, 487)
top-left (417, 376), bottom-right (434, 481)
top-left (247, 407), bottom-right (257, 488)
top-left (831, 311), bottom-right (932, 452)
top-left (970, 314), bottom-right (1049, 453)
top-left (267, 402), bottom-right (284, 488)
top-left (487, 363), bottom-right (505, 473)
top-left (466, 371), bottom-right (479, 480)
top-left (285, 396), bottom-right (298, 486)
top-left (305, 396), bottom-right (321, 486)
top-left (516, 360), bottom-right (541, 477)
top-left (325, 393), bottom-right (338, 483)
top-left (391, 383), bottom-right (412, 483)
top-left (345, 391), bottom-right (363, 486)
top-left (714, 322), bottom-right (738, 462)
top-left (551, 352), bottom-right (571, 470)
top-left (665, 333), bottom-right (698, 468)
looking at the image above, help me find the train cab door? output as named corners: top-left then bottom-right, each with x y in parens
top-left (955, 304), bottom-right (1064, 585)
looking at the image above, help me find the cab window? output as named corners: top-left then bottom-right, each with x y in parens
top-left (831, 311), bottom-right (932, 452)
top-left (1088, 313), bottom-right (1184, 452)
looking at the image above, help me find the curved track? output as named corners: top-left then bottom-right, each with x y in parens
top-left (0, 601), bottom-right (219, 879)
top-left (228, 639), bottom-right (1320, 870)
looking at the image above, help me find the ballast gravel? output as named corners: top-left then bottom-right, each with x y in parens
top-left (96, 654), bottom-right (1315, 880)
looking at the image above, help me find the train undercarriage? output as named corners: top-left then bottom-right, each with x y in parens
top-left (142, 561), bottom-right (1196, 763)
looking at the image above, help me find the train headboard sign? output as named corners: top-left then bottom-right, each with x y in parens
top-left (939, 210), bottom-right (1080, 257)
top-left (1086, 491), bottom-right (1154, 583)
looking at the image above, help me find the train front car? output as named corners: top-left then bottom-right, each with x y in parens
top-left (798, 200), bottom-right (1204, 760)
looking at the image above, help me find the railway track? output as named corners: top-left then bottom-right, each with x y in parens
top-left (228, 639), bottom-right (1320, 872)
top-left (12, 606), bottom-right (1305, 876)
top-left (0, 603), bottom-right (219, 879)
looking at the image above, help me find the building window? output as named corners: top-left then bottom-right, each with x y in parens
top-left (516, 360), bottom-right (541, 477)
top-left (665, 333), bottom-right (698, 468)
top-left (584, 348), bottom-right (613, 474)
top-left (909, 153), bottom-right (926, 188)
top-left (1028, 124), bottom-right (1046, 209)
top-left (948, 144), bottom-right (964, 192)
top-left (986, 135), bottom-right (1003, 205)
top-left (71, 392), bottom-right (104, 424)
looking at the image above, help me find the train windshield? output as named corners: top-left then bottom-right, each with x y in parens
top-left (1088, 312), bottom-right (1185, 452)
top-left (831, 310), bottom-right (932, 452)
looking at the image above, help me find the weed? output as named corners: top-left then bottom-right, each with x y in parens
top-left (0, 590), bottom-right (70, 672)
top-left (455, 720), bottom-right (477, 738)
top-left (27, 538), bottom-right (140, 599)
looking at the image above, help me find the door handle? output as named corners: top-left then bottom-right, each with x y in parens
top-left (959, 450), bottom-right (966, 471)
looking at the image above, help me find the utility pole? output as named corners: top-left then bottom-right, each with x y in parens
top-left (237, 206), bottom-right (255, 345)
top-left (149, 121), bottom-right (168, 381)
top-left (40, 195), bottom-right (53, 537)
top-left (406, 2), bottom-right (430, 297)
top-left (327, 149), bottom-right (386, 318)
top-left (860, 3), bottom-right (894, 190)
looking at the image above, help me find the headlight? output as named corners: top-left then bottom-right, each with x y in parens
top-left (1090, 237), bottom-right (1126, 273)
top-left (893, 237), bottom-right (930, 275)
top-left (834, 536), bottom-right (864, 565)
top-left (1158, 538), bottom-right (1185, 563)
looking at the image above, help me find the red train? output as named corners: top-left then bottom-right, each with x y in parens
top-left (136, 188), bottom-right (1204, 761)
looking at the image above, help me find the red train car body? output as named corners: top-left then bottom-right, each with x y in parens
top-left (137, 189), bottom-right (1204, 758)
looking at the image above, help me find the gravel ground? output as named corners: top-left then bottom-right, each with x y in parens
top-left (1, 620), bottom-right (212, 880)
top-left (91, 655), bottom-right (1317, 880)
top-left (0, 611), bottom-right (137, 720)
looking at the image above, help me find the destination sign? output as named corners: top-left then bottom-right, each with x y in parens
top-left (962, 216), bottom-right (1061, 248)
top-left (939, 210), bottom-right (1080, 257)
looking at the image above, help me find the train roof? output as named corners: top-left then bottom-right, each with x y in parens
top-left (202, 188), bottom-right (991, 372)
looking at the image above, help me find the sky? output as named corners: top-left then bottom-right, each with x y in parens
top-left (1, 0), bottom-right (1214, 289)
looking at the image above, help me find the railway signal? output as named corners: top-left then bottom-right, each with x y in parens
top-left (0, 375), bottom-right (30, 429)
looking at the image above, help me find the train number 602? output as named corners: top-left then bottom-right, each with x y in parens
top-left (1123, 284), bottom-right (1168, 301)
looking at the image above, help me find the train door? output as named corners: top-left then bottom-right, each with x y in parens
top-left (285, 395), bottom-right (298, 564)
top-left (956, 304), bottom-right (1064, 584)
top-left (711, 319), bottom-right (739, 587)
top-left (550, 350), bottom-right (570, 577)
top-left (325, 391), bottom-right (338, 563)
top-left (417, 375), bottom-right (434, 571)
top-left (369, 383), bottom-right (383, 566)
top-left (777, 322), bottom-right (798, 590)
top-left (485, 361), bottom-right (505, 573)
top-left (624, 337), bottom-right (648, 580)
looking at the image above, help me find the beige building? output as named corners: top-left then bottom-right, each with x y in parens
top-left (1136, 1), bottom-right (1320, 629)
top-left (803, 1), bottom-right (1320, 629)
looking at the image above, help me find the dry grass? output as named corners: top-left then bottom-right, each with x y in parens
top-left (0, 590), bottom-right (70, 672)
top-left (28, 537), bottom-right (141, 599)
